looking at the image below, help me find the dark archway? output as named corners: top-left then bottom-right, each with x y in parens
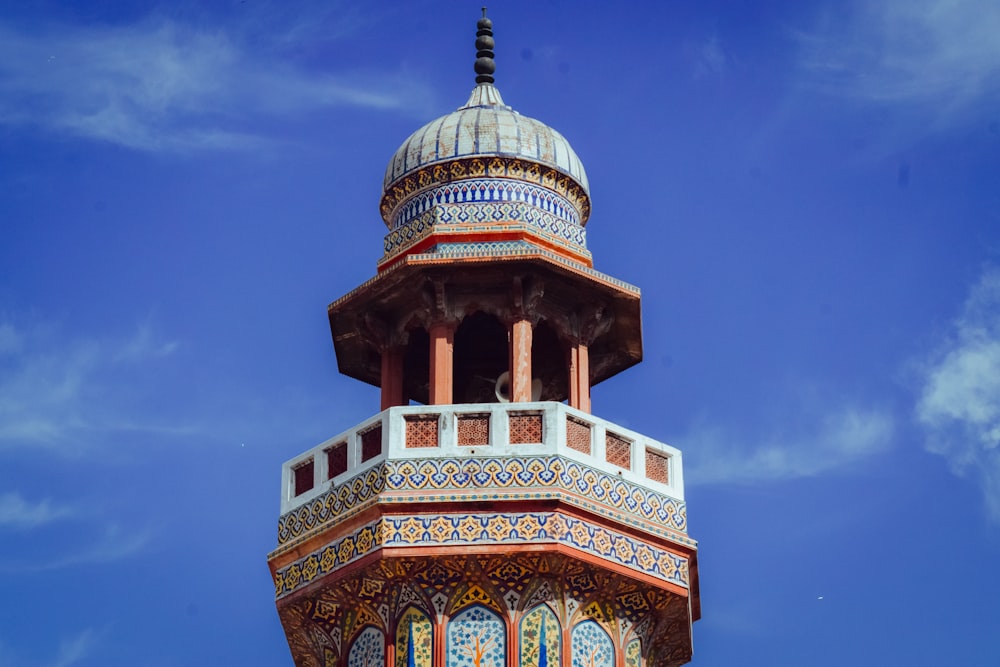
top-left (402, 326), bottom-right (430, 404)
top-left (453, 311), bottom-right (508, 403)
top-left (532, 319), bottom-right (567, 401)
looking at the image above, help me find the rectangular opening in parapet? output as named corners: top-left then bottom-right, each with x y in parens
top-left (606, 432), bottom-right (632, 470)
top-left (566, 416), bottom-right (592, 454)
top-left (360, 424), bottom-right (383, 462)
top-left (457, 413), bottom-right (490, 446)
top-left (405, 414), bottom-right (439, 448)
top-left (645, 449), bottom-right (670, 484)
top-left (293, 459), bottom-right (315, 496)
top-left (509, 411), bottom-right (543, 444)
top-left (326, 441), bottom-right (348, 479)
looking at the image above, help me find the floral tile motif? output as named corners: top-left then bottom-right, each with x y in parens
top-left (273, 511), bottom-right (689, 599)
top-left (277, 455), bottom-right (687, 548)
top-left (446, 606), bottom-right (505, 667)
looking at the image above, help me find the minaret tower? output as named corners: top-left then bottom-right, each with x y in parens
top-left (268, 11), bottom-right (700, 667)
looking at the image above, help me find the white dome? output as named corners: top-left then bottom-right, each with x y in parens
top-left (380, 84), bottom-right (590, 228)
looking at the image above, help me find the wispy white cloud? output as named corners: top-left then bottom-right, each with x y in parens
top-left (795, 0), bottom-right (1000, 120)
top-left (685, 404), bottom-right (894, 485)
top-left (692, 35), bottom-right (727, 79)
top-left (0, 493), bottom-right (75, 528)
top-left (0, 320), bottom-right (187, 452)
top-left (0, 522), bottom-right (152, 574)
top-left (0, 16), bottom-right (433, 152)
top-left (916, 266), bottom-right (1000, 521)
top-left (50, 628), bottom-right (100, 667)
top-left (0, 627), bottom-right (103, 667)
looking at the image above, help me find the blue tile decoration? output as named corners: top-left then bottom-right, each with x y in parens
top-left (625, 639), bottom-right (642, 667)
top-left (571, 621), bottom-right (614, 667)
top-left (396, 608), bottom-right (432, 667)
top-left (381, 197), bottom-right (589, 262)
top-left (379, 157), bottom-right (591, 229)
top-left (388, 180), bottom-right (583, 230)
top-left (273, 511), bottom-right (690, 599)
top-left (275, 455), bottom-right (688, 549)
top-left (348, 626), bottom-right (384, 667)
top-left (520, 605), bottom-right (560, 667)
top-left (446, 606), bottom-right (506, 667)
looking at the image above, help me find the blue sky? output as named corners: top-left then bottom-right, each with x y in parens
top-left (1, 1), bottom-right (999, 665)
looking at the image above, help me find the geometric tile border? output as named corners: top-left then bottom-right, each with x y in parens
top-left (388, 179), bottom-right (583, 231)
top-left (273, 511), bottom-right (690, 599)
top-left (276, 455), bottom-right (687, 547)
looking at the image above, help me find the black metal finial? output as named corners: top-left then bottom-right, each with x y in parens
top-left (474, 7), bottom-right (496, 85)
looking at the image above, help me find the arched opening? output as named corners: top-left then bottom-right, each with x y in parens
top-left (348, 626), bottom-right (385, 667)
top-left (532, 320), bottom-right (567, 401)
top-left (571, 620), bottom-right (613, 667)
top-left (453, 312), bottom-right (508, 403)
top-left (396, 606), bottom-right (433, 667)
top-left (520, 604), bottom-right (560, 667)
top-left (402, 326), bottom-right (430, 404)
top-left (625, 639), bottom-right (642, 667)
top-left (446, 605), bottom-right (506, 667)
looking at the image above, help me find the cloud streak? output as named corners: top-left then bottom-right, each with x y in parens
top-left (0, 523), bottom-right (152, 574)
top-left (684, 404), bottom-right (894, 485)
top-left (0, 493), bottom-right (75, 528)
top-left (795, 0), bottom-right (1000, 121)
top-left (0, 320), bottom-right (187, 453)
top-left (50, 628), bottom-right (100, 667)
top-left (917, 266), bottom-right (1000, 521)
top-left (0, 16), bottom-right (433, 152)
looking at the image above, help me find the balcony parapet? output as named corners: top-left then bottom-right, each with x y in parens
top-left (275, 402), bottom-right (689, 554)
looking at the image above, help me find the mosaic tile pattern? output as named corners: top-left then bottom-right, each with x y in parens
top-left (273, 511), bottom-right (689, 599)
top-left (381, 206), bottom-right (589, 264)
top-left (395, 608), bottom-right (432, 667)
top-left (402, 246), bottom-right (639, 296)
top-left (348, 626), bottom-right (384, 667)
top-left (626, 639), bottom-right (642, 667)
top-left (446, 605), bottom-right (506, 667)
top-left (380, 156), bottom-right (590, 229)
top-left (389, 179), bottom-right (582, 230)
top-left (277, 465), bottom-right (385, 545)
top-left (277, 553), bottom-right (694, 667)
top-left (520, 605), bottom-right (560, 667)
top-left (571, 621), bottom-right (614, 667)
top-left (275, 455), bottom-right (688, 547)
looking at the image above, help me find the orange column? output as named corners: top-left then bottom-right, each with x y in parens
top-left (385, 634), bottom-right (395, 667)
top-left (568, 341), bottom-right (591, 413)
top-left (509, 318), bottom-right (533, 402)
top-left (429, 322), bottom-right (454, 405)
top-left (380, 345), bottom-right (404, 410)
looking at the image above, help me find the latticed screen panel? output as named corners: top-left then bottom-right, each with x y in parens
top-left (457, 414), bottom-right (490, 446)
top-left (360, 425), bottom-right (383, 462)
top-left (645, 449), bottom-right (670, 484)
top-left (509, 412), bottom-right (543, 444)
top-left (405, 415), bottom-right (439, 448)
top-left (606, 432), bottom-right (632, 469)
top-left (566, 416), bottom-right (592, 454)
top-left (326, 441), bottom-right (348, 479)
